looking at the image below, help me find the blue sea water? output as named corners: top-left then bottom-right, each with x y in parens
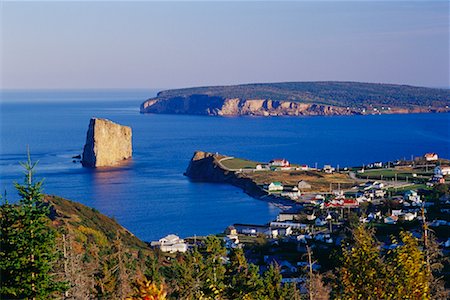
top-left (1, 90), bottom-right (449, 241)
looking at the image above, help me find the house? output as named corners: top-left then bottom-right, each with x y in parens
top-left (234, 223), bottom-right (272, 236)
top-left (404, 190), bottom-right (421, 203)
top-left (270, 158), bottom-right (290, 167)
top-left (277, 209), bottom-right (300, 222)
top-left (268, 182), bottom-right (283, 192)
top-left (402, 212), bottom-right (417, 221)
top-left (424, 153), bottom-right (438, 161)
top-left (323, 165), bottom-right (335, 174)
top-left (297, 180), bottom-right (312, 190)
top-left (435, 165), bottom-right (450, 176)
top-left (224, 235), bottom-right (240, 249)
top-left (430, 174), bottom-right (445, 184)
top-left (151, 234), bottom-right (188, 253)
top-left (300, 164), bottom-right (309, 171)
top-left (225, 225), bottom-right (237, 236)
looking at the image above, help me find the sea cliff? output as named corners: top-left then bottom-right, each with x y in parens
top-left (184, 151), bottom-right (266, 198)
top-left (140, 81), bottom-right (450, 117)
top-left (82, 118), bottom-right (132, 168)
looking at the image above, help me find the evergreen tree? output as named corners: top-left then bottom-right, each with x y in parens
top-left (0, 153), bottom-right (67, 299)
top-left (202, 235), bottom-right (227, 298)
top-left (387, 232), bottom-right (430, 299)
top-left (335, 225), bottom-right (387, 299)
top-left (225, 248), bottom-right (264, 300)
top-left (262, 263), bottom-right (292, 300)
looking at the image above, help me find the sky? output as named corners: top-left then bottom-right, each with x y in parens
top-left (1, 1), bottom-right (449, 90)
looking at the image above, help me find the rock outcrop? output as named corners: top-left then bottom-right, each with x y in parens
top-left (81, 118), bottom-right (132, 168)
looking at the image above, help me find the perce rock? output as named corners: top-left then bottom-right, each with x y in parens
top-left (81, 118), bottom-right (132, 168)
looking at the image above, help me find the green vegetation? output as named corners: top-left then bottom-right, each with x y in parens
top-left (154, 81), bottom-right (450, 108)
top-left (159, 236), bottom-right (299, 300)
top-left (334, 225), bottom-right (446, 300)
top-left (220, 157), bottom-right (261, 170)
top-left (0, 155), bottom-right (68, 299)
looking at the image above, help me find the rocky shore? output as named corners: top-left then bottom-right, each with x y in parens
top-left (184, 151), bottom-right (295, 208)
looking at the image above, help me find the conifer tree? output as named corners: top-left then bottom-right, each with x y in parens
top-left (335, 225), bottom-right (387, 299)
top-left (0, 153), bottom-right (67, 299)
top-left (387, 232), bottom-right (430, 299)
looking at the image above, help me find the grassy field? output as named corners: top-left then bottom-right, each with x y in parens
top-left (242, 170), bottom-right (356, 192)
top-left (357, 167), bottom-right (433, 181)
top-left (220, 158), bottom-right (262, 170)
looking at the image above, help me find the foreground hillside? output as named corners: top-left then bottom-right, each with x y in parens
top-left (141, 81), bottom-right (450, 116)
top-left (45, 195), bottom-right (152, 299)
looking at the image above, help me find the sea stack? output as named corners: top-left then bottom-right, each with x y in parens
top-left (81, 118), bottom-right (132, 168)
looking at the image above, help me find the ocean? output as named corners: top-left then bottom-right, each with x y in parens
top-left (1, 89), bottom-right (449, 241)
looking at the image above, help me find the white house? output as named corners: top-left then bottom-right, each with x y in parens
top-left (151, 234), bottom-right (187, 253)
top-left (404, 190), bottom-right (421, 203)
top-left (270, 159), bottom-right (290, 167)
top-left (424, 153), bottom-right (438, 161)
top-left (435, 165), bottom-right (450, 176)
top-left (323, 165), bottom-right (335, 174)
top-left (268, 182), bottom-right (284, 192)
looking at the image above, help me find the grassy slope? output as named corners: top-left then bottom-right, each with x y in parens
top-left (46, 195), bottom-right (149, 250)
top-left (155, 81), bottom-right (450, 108)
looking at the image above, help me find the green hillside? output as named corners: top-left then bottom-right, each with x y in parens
top-left (155, 81), bottom-right (450, 107)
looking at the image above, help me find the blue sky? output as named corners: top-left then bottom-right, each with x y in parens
top-left (1, 1), bottom-right (448, 89)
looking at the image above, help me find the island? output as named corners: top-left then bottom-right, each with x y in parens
top-left (81, 118), bottom-right (132, 168)
top-left (140, 81), bottom-right (450, 117)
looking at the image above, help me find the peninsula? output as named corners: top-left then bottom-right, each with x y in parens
top-left (140, 81), bottom-right (450, 117)
top-left (185, 150), bottom-right (449, 204)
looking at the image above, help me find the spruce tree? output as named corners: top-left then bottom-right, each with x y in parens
top-left (335, 225), bottom-right (387, 299)
top-left (0, 153), bottom-right (67, 299)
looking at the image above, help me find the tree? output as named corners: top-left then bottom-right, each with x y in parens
top-left (0, 153), bottom-right (67, 299)
top-left (126, 278), bottom-right (167, 300)
top-left (387, 232), bottom-right (430, 299)
top-left (262, 263), bottom-right (297, 300)
top-left (225, 248), bottom-right (265, 300)
top-left (335, 225), bottom-right (387, 299)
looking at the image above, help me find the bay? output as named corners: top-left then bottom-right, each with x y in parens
top-left (1, 90), bottom-right (449, 241)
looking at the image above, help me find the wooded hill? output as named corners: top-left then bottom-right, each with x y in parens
top-left (153, 81), bottom-right (450, 108)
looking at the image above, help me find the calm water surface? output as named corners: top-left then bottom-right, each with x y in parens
top-left (1, 90), bottom-right (449, 241)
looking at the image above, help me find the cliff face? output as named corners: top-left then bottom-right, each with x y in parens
top-left (141, 95), bottom-right (357, 116)
top-left (184, 151), bottom-right (266, 198)
top-left (81, 118), bottom-right (132, 168)
top-left (140, 82), bottom-right (450, 116)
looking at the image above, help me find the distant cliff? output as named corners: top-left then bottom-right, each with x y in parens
top-left (82, 118), bottom-right (132, 167)
top-left (140, 81), bottom-right (450, 116)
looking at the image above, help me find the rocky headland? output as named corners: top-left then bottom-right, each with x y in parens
top-left (81, 118), bottom-right (132, 168)
top-left (140, 81), bottom-right (450, 117)
top-left (184, 151), bottom-right (267, 198)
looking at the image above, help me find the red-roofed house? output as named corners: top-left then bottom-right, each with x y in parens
top-left (270, 159), bottom-right (290, 167)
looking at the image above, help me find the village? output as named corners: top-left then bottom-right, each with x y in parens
top-left (151, 152), bottom-right (450, 284)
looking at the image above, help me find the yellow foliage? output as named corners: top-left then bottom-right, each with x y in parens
top-left (77, 225), bottom-right (108, 247)
top-left (126, 279), bottom-right (167, 300)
